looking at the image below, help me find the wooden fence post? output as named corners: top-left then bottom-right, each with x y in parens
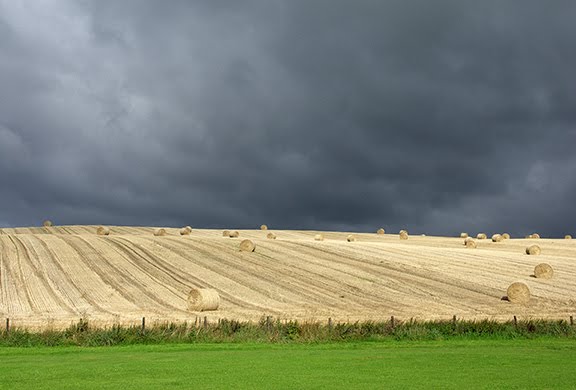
top-left (570, 316), bottom-right (574, 326)
top-left (5, 318), bottom-right (9, 333)
top-left (513, 316), bottom-right (518, 328)
top-left (203, 316), bottom-right (208, 329)
top-left (390, 316), bottom-right (395, 329)
top-left (141, 317), bottom-right (146, 334)
top-left (452, 315), bottom-right (457, 330)
top-left (328, 317), bottom-right (333, 332)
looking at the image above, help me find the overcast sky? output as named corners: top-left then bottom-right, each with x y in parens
top-left (1, 1), bottom-right (575, 236)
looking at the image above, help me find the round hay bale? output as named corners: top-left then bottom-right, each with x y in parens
top-left (180, 226), bottom-right (192, 235)
top-left (187, 288), bottom-right (220, 312)
top-left (476, 233), bottom-right (487, 240)
top-left (314, 234), bottom-right (324, 241)
top-left (240, 239), bottom-right (255, 252)
top-left (399, 231), bottom-right (409, 240)
top-left (530, 233), bottom-right (541, 239)
top-left (153, 228), bottom-right (167, 237)
top-left (492, 234), bottom-right (503, 242)
top-left (460, 232), bottom-right (469, 238)
top-left (377, 228), bottom-right (385, 235)
top-left (96, 226), bottom-right (110, 236)
top-left (346, 234), bottom-right (356, 242)
top-left (564, 235), bottom-right (572, 240)
top-left (266, 232), bottom-right (277, 240)
top-left (502, 233), bottom-right (511, 240)
top-left (229, 231), bottom-right (239, 238)
top-left (534, 263), bottom-right (553, 279)
top-left (222, 230), bottom-right (231, 237)
top-left (43, 220), bottom-right (53, 227)
top-left (399, 229), bottom-right (407, 234)
top-left (464, 237), bottom-right (476, 248)
top-left (506, 282), bottom-right (530, 304)
top-left (260, 224), bottom-right (268, 231)
top-left (526, 245), bottom-right (541, 255)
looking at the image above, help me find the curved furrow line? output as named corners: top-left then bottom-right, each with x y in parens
top-left (0, 249), bottom-right (3, 312)
top-left (100, 237), bottom-right (193, 294)
top-left (360, 244), bottom-right (532, 292)
top-left (149, 237), bottom-right (351, 311)
top-left (12, 235), bottom-right (77, 315)
top-left (0, 240), bottom-right (3, 306)
top-left (395, 246), bottom-right (563, 284)
top-left (268, 240), bottom-right (419, 292)
top-left (125, 237), bottom-right (290, 314)
top-left (359, 244), bottom-right (509, 301)
top-left (476, 241), bottom-right (576, 259)
top-left (42, 227), bottom-right (54, 235)
top-left (6, 236), bottom-right (38, 313)
top-left (163, 237), bottom-right (366, 310)
top-left (134, 227), bottom-right (156, 235)
top-left (346, 243), bottom-right (511, 278)
top-left (0, 236), bottom-right (30, 314)
top-left (50, 227), bottom-right (62, 234)
top-left (365, 242), bottom-right (533, 271)
top-left (110, 226), bottom-right (139, 235)
top-left (33, 235), bottom-right (120, 316)
top-left (65, 226), bottom-right (79, 235)
top-left (249, 240), bottom-right (407, 312)
top-left (222, 243), bottom-right (386, 311)
top-left (134, 236), bottom-right (325, 311)
top-left (311, 242), bottom-right (504, 296)
top-left (21, 227), bottom-right (42, 235)
top-left (26, 234), bottom-right (106, 315)
top-left (50, 226), bottom-right (67, 235)
top-left (279, 240), bottom-right (466, 301)
top-left (64, 235), bottom-right (186, 314)
top-left (291, 241), bottom-right (504, 313)
top-left (357, 243), bottom-right (576, 299)
top-left (71, 226), bottom-right (95, 235)
top-left (280, 241), bottom-right (474, 314)
top-left (482, 241), bottom-right (576, 259)
top-left (42, 235), bottom-right (141, 315)
top-left (105, 237), bottom-right (278, 314)
top-left (206, 239), bottom-right (377, 302)
top-left (164, 237), bottom-right (397, 312)
top-left (113, 226), bottom-right (155, 235)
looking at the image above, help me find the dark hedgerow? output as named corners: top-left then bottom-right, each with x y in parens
top-left (0, 317), bottom-right (575, 347)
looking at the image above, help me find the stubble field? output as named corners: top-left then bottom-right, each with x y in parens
top-left (1, 226), bottom-right (575, 329)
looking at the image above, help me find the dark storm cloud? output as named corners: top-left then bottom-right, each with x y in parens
top-left (1, 0), bottom-right (575, 236)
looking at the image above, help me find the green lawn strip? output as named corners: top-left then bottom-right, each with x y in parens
top-left (1, 339), bottom-right (575, 389)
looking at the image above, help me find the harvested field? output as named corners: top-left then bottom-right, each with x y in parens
top-left (0, 226), bottom-right (575, 329)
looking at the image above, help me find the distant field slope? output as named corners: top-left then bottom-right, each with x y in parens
top-left (1, 226), bottom-right (575, 328)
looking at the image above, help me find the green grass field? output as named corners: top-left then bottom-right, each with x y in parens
top-left (1, 339), bottom-right (575, 389)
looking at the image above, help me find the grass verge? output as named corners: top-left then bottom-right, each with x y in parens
top-left (0, 317), bottom-right (575, 347)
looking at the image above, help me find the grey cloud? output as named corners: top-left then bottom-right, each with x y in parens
top-left (0, 1), bottom-right (575, 237)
